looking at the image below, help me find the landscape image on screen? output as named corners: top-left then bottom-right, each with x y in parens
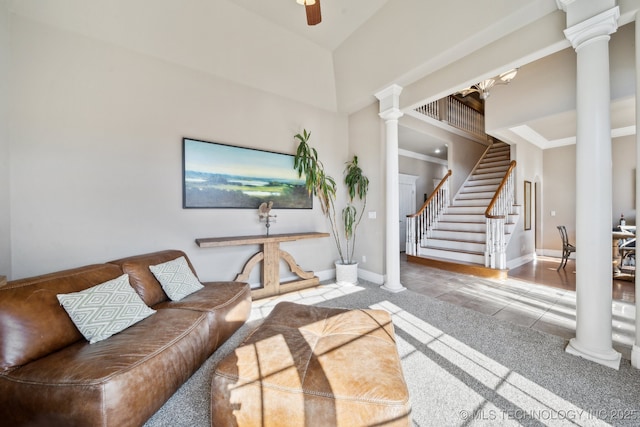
top-left (183, 138), bottom-right (312, 209)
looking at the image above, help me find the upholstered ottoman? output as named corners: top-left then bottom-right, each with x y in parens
top-left (211, 301), bottom-right (411, 426)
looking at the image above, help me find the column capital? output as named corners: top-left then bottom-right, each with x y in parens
top-left (564, 7), bottom-right (619, 50)
top-left (375, 84), bottom-right (403, 120)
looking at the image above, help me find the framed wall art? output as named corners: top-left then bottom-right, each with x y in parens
top-left (524, 180), bottom-right (532, 230)
top-left (182, 138), bottom-right (312, 209)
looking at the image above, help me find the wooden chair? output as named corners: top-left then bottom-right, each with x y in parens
top-left (557, 225), bottom-right (576, 271)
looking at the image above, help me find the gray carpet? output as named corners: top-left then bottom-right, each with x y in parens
top-left (144, 282), bottom-right (640, 427)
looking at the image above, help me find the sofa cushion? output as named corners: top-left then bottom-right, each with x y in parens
top-left (57, 274), bottom-right (156, 344)
top-left (108, 250), bottom-right (198, 306)
top-left (0, 264), bottom-right (124, 371)
top-left (154, 281), bottom-right (252, 353)
top-left (149, 256), bottom-right (204, 301)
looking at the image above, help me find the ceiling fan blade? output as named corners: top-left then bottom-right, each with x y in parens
top-left (305, 0), bottom-right (321, 26)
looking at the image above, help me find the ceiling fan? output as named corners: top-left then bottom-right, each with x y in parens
top-left (297, 0), bottom-right (321, 26)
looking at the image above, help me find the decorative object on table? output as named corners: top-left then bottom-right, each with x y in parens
top-left (293, 129), bottom-right (369, 285)
top-left (620, 213), bottom-right (626, 227)
top-left (258, 201), bottom-right (277, 235)
top-left (182, 138), bottom-right (312, 209)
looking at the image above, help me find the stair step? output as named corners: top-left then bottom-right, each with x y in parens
top-left (436, 221), bottom-right (486, 232)
top-left (446, 205), bottom-right (486, 215)
top-left (431, 229), bottom-right (485, 242)
top-left (440, 213), bottom-right (486, 222)
top-left (464, 178), bottom-right (502, 187)
top-left (478, 159), bottom-right (511, 169)
top-left (470, 170), bottom-right (509, 180)
top-left (484, 149), bottom-right (510, 157)
top-left (451, 199), bottom-right (491, 207)
top-left (433, 218), bottom-right (518, 233)
top-left (475, 164), bottom-right (511, 174)
top-left (457, 190), bottom-right (495, 199)
top-left (460, 184), bottom-right (499, 193)
top-left (418, 247), bottom-right (485, 264)
top-left (406, 255), bottom-right (508, 280)
top-left (424, 238), bottom-right (485, 252)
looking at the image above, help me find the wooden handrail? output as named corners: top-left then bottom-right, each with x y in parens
top-left (407, 170), bottom-right (452, 218)
top-left (484, 161), bottom-right (516, 219)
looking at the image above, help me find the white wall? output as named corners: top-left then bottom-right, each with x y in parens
top-left (333, 0), bottom-right (559, 113)
top-left (399, 155), bottom-right (447, 210)
top-left (506, 140), bottom-right (543, 266)
top-left (540, 136), bottom-right (636, 255)
top-left (8, 14), bottom-right (348, 280)
top-left (612, 135), bottom-right (636, 226)
top-left (486, 23), bottom-right (635, 136)
top-left (348, 103), bottom-right (385, 277)
top-left (0, 0), bottom-right (10, 278)
top-left (8, 0), bottom-right (337, 112)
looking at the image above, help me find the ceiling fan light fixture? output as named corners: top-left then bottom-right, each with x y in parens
top-left (296, 0), bottom-right (316, 5)
top-left (304, 0), bottom-right (321, 26)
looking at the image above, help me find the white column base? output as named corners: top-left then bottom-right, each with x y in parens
top-left (381, 284), bottom-right (406, 293)
top-left (566, 338), bottom-right (621, 370)
top-left (631, 344), bottom-right (640, 369)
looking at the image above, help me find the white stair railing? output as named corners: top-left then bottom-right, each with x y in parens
top-left (414, 96), bottom-right (485, 140)
top-left (406, 170), bottom-right (452, 256)
top-left (484, 161), bottom-right (517, 269)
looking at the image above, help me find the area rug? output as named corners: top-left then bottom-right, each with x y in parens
top-left (144, 282), bottom-right (640, 427)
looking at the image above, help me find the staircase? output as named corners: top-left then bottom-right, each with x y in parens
top-left (411, 142), bottom-right (518, 268)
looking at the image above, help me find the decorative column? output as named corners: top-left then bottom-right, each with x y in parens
top-left (375, 85), bottom-right (406, 293)
top-left (633, 16), bottom-right (640, 370)
top-left (562, 6), bottom-right (621, 369)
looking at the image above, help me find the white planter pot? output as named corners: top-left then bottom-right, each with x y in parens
top-left (335, 261), bottom-right (358, 285)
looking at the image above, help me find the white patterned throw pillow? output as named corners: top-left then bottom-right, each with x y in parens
top-left (149, 256), bottom-right (204, 301)
top-left (57, 274), bottom-right (156, 344)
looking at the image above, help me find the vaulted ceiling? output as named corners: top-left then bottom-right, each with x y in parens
top-left (227, 0), bottom-right (637, 158)
top-left (10, 0), bottom-right (637, 158)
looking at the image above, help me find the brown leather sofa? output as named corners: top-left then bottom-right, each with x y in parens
top-left (0, 249), bottom-right (251, 427)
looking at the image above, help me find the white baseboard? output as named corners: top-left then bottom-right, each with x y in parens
top-left (540, 249), bottom-right (573, 259)
top-left (358, 268), bottom-right (384, 285)
top-left (316, 267), bottom-right (384, 285)
top-left (507, 253), bottom-right (535, 269)
top-left (316, 268), bottom-right (336, 283)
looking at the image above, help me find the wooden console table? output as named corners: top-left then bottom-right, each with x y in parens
top-left (195, 232), bottom-right (329, 299)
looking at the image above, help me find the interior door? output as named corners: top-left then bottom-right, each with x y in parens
top-left (398, 176), bottom-right (417, 252)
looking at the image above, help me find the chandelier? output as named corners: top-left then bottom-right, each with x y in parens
top-left (458, 69), bottom-right (518, 100)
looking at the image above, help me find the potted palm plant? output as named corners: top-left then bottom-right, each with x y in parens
top-left (293, 129), bottom-right (369, 284)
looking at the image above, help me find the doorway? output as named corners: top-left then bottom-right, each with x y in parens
top-left (399, 174), bottom-right (418, 252)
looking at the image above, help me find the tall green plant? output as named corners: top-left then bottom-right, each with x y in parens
top-left (293, 129), bottom-right (369, 265)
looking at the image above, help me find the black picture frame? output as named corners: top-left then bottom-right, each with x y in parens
top-left (182, 138), bottom-right (312, 209)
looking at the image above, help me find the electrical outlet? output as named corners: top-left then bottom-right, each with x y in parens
top-left (362, 255), bottom-right (367, 263)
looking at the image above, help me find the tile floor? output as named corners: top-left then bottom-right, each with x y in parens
top-left (247, 255), bottom-right (636, 361)
top-left (400, 255), bottom-right (636, 360)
